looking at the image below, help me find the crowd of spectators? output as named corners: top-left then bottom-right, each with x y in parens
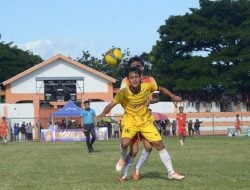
top-left (11, 121), bottom-right (34, 141)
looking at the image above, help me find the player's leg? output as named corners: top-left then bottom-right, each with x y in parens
top-left (133, 138), bottom-right (152, 180)
top-left (236, 129), bottom-right (240, 137)
top-left (118, 126), bottom-right (138, 182)
top-left (140, 122), bottom-right (185, 180)
top-left (4, 134), bottom-right (7, 144)
top-left (83, 126), bottom-right (92, 153)
top-left (178, 129), bottom-right (184, 146)
top-left (116, 145), bottom-right (126, 171)
top-left (116, 136), bottom-right (135, 172)
top-left (151, 140), bottom-right (185, 180)
top-left (116, 124), bottom-right (126, 171)
top-left (121, 151), bottom-right (134, 180)
top-left (116, 132), bottom-right (140, 172)
top-left (90, 126), bottom-right (96, 152)
top-left (117, 137), bottom-right (132, 182)
top-left (183, 129), bottom-right (187, 143)
top-left (121, 137), bottom-right (140, 178)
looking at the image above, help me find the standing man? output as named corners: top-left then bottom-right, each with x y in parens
top-left (176, 106), bottom-right (187, 146)
top-left (235, 114), bottom-right (241, 138)
top-left (97, 67), bottom-right (185, 181)
top-left (112, 121), bottom-right (120, 139)
top-left (194, 119), bottom-right (203, 136)
top-left (80, 100), bottom-right (97, 153)
top-left (0, 117), bottom-right (8, 144)
top-left (187, 120), bottom-right (194, 136)
top-left (115, 56), bottom-right (181, 179)
top-left (13, 123), bottom-right (20, 141)
top-left (171, 120), bottom-right (177, 136)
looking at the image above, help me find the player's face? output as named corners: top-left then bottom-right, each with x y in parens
top-left (179, 107), bottom-right (183, 113)
top-left (130, 61), bottom-right (144, 72)
top-left (84, 103), bottom-right (90, 109)
top-left (128, 71), bottom-right (141, 88)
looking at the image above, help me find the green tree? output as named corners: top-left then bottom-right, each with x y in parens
top-left (150, 0), bottom-right (250, 104)
top-left (0, 41), bottom-right (42, 83)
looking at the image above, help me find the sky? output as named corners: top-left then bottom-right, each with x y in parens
top-left (0, 0), bottom-right (200, 60)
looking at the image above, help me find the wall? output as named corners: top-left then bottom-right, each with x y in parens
top-left (11, 60), bottom-right (109, 94)
top-left (1, 101), bottom-right (250, 137)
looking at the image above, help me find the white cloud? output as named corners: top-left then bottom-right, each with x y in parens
top-left (19, 38), bottom-right (84, 60)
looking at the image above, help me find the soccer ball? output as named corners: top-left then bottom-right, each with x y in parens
top-left (104, 48), bottom-right (123, 66)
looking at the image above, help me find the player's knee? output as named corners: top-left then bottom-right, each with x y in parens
top-left (144, 143), bottom-right (153, 152)
top-left (152, 141), bottom-right (165, 151)
top-left (131, 149), bottom-right (138, 157)
top-left (121, 141), bottom-right (130, 149)
top-left (145, 146), bottom-right (152, 152)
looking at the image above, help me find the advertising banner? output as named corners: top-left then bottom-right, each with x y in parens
top-left (41, 127), bottom-right (108, 142)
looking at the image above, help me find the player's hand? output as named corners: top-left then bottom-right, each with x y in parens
top-left (171, 96), bottom-right (182, 102)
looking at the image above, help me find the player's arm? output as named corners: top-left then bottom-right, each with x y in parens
top-left (80, 111), bottom-right (84, 126)
top-left (149, 93), bottom-right (159, 104)
top-left (97, 100), bottom-right (118, 119)
top-left (158, 86), bottom-right (182, 102)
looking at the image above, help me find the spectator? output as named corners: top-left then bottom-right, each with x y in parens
top-left (171, 120), bottom-right (177, 136)
top-left (48, 121), bottom-right (57, 130)
top-left (161, 120), bottom-right (166, 136)
top-left (112, 121), bottom-right (120, 139)
top-left (26, 122), bottom-right (33, 140)
top-left (194, 119), bottom-right (203, 136)
top-left (235, 114), bottom-right (241, 138)
top-left (20, 121), bottom-right (27, 141)
top-left (14, 123), bottom-right (20, 141)
top-left (165, 119), bottom-right (171, 136)
top-left (156, 121), bottom-right (162, 135)
top-left (188, 120), bottom-right (194, 136)
top-left (106, 121), bottom-right (112, 139)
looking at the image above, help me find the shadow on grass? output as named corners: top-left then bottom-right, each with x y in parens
top-left (141, 171), bottom-right (166, 180)
top-left (92, 150), bottom-right (101, 153)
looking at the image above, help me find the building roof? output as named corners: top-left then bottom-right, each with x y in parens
top-left (2, 54), bottom-right (116, 86)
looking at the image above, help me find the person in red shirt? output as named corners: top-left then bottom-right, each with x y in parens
top-left (0, 117), bottom-right (8, 144)
top-left (176, 107), bottom-right (187, 146)
top-left (235, 114), bottom-right (241, 138)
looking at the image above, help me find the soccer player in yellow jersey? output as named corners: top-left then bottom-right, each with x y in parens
top-left (116, 57), bottom-right (182, 181)
top-left (97, 67), bottom-right (185, 181)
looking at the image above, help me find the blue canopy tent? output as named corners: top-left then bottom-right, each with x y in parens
top-left (52, 100), bottom-right (82, 117)
top-left (52, 100), bottom-right (82, 125)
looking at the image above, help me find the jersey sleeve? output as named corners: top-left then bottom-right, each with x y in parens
top-left (114, 89), bottom-right (125, 104)
top-left (149, 76), bottom-right (157, 86)
top-left (148, 81), bottom-right (158, 93)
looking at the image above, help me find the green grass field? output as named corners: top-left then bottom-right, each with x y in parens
top-left (0, 136), bottom-right (249, 190)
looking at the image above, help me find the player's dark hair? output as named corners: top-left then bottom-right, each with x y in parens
top-left (128, 56), bottom-right (144, 67)
top-left (84, 100), bottom-right (90, 104)
top-left (126, 67), bottom-right (142, 78)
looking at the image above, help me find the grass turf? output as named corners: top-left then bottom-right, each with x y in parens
top-left (0, 136), bottom-right (249, 190)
